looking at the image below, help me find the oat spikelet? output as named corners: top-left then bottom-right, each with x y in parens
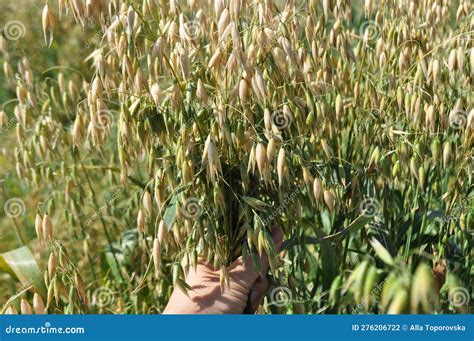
top-left (152, 237), bottom-right (161, 277)
top-left (0, 110), bottom-right (7, 128)
top-left (137, 209), bottom-right (145, 233)
top-left (277, 147), bottom-right (287, 187)
top-left (20, 298), bottom-right (32, 315)
top-left (448, 49), bottom-right (457, 72)
top-left (323, 0), bottom-right (330, 19)
top-left (208, 49), bottom-right (222, 69)
top-left (256, 142), bottom-right (267, 179)
top-left (239, 78), bottom-right (249, 103)
top-left (143, 191), bottom-right (152, 216)
top-left (150, 83), bottom-right (161, 107)
top-left (33, 293), bottom-right (46, 314)
top-left (0, 35), bottom-right (7, 55)
top-left (323, 190), bottom-right (335, 212)
top-left (266, 138), bottom-right (276, 167)
top-left (42, 214), bottom-right (53, 241)
top-left (470, 48), bottom-right (474, 77)
top-left (443, 142), bottom-right (451, 167)
top-left (48, 252), bottom-right (57, 280)
top-left (35, 213), bottom-right (43, 241)
top-left (203, 135), bottom-right (222, 183)
top-left (157, 219), bottom-right (167, 244)
top-left (6, 305), bottom-right (18, 314)
top-left (321, 139), bottom-right (334, 159)
top-left (302, 167), bottom-right (314, 193)
top-left (335, 94), bottom-right (343, 119)
top-left (313, 178), bottom-right (323, 202)
top-left (42, 3), bottom-right (55, 47)
top-left (72, 114), bottom-right (84, 147)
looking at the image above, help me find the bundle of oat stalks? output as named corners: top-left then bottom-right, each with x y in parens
top-left (0, 0), bottom-right (472, 314)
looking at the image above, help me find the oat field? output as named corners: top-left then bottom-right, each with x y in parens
top-left (0, 0), bottom-right (472, 315)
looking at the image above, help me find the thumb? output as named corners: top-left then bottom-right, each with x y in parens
top-left (243, 275), bottom-right (270, 314)
top-left (229, 226), bottom-right (283, 288)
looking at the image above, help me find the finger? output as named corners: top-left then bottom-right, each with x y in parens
top-left (230, 226), bottom-right (284, 285)
top-left (272, 226), bottom-right (284, 251)
top-left (248, 276), bottom-right (270, 313)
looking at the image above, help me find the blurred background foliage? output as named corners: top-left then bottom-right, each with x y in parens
top-left (0, 0), bottom-right (95, 301)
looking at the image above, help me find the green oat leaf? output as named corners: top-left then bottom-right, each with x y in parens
top-left (281, 214), bottom-right (372, 249)
top-left (315, 228), bottom-right (337, 290)
top-left (104, 247), bottom-right (124, 283)
top-left (241, 196), bottom-right (271, 211)
top-left (369, 238), bottom-right (395, 266)
top-left (0, 246), bottom-right (47, 298)
top-left (163, 194), bottom-right (179, 231)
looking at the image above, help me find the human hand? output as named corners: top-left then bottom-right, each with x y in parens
top-left (163, 227), bottom-right (283, 314)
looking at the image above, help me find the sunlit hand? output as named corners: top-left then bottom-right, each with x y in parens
top-left (163, 227), bottom-right (283, 314)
